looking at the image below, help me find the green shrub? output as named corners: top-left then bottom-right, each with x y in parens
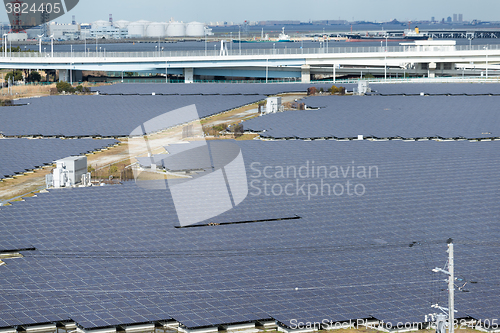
top-left (56, 81), bottom-right (75, 93)
top-left (26, 71), bottom-right (41, 82)
top-left (5, 70), bottom-right (23, 82)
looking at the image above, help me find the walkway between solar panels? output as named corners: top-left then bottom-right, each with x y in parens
top-left (1, 44), bottom-right (500, 82)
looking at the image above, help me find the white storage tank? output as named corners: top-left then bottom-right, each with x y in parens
top-left (146, 22), bottom-right (167, 37)
top-left (92, 20), bottom-right (110, 29)
top-left (166, 21), bottom-right (186, 37)
top-left (186, 22), bottom-right (206, 37)
top-left (114, 20), bottom-right (130, 29)
top-left (128, 20), bottom-right (149, 38)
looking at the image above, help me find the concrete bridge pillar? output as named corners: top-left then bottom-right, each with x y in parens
top-left (301, 65), bottom-right (311, 83)
top-left (184, 68), bottom-right (194, 83)
top-left (58, 69), bottom-right (69, 82)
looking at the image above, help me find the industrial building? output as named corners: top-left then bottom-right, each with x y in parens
top-left (48, 22), bottom-right (80, 40)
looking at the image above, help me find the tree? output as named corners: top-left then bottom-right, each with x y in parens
top-left (5, 70), bottom-right (23, 82)
top-left (307, 87), bottom-right (317, 95)
top-left (26, 71), bottom-right (41, 82)
top-left (56, 81), bottom-right (75, 93)
top-left (330, 85), bottom-right (346, 95)
top-left (230, 123), bottom-right (244, 138)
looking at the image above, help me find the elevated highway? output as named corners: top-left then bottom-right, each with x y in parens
top-left (1, 42), bottom-right (500, 82)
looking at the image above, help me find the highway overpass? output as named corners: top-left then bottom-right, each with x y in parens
top-left (1, 41), bottom-right (500, 82)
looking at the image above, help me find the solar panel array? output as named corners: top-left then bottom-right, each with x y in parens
top-left (0, 140), bottom-right (498, 330)
top-left (1, 95), bottom-right (265, 137)
top-left (369, 82), bottom-right (500, 95)
top-left (93, 83), bottom-right (355, 96)
top-left (0, 138), bottom-right (119, 179)
top-left (244, 96), bottom-right (500, 139)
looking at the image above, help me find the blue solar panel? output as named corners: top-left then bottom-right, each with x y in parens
top-left (0, 138), bottom-right (118, 179)
top-left (1, 95), bottom-right (266, 137)
top-left (93, 83), bottom-right (355, 96)
top-left (244, 95), bottom-right (500, 139)
top-left (368, 82), bottom-right (500, 95)
top-left (0, 140), bottom-right (498, 329)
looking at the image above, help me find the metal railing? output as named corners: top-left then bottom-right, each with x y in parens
top-left (2, 44), bottom-right (500, 59)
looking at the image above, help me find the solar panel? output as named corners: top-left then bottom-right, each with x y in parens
top-left (0, 140), bottom-right (498, 330)
top-left (1, 95), bottom-right (266, 137)
top-left (368, 82), bottom-right (500, 95)
top-left (244, 95), bottom-right (500, 139)
top-left (0, 138), bottom-right (118, 179)
top-left (92, 83), bottom-right (354, 96)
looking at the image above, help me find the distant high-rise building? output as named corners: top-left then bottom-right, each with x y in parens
top-left (453, 14), bottom-right (457, 22)
top-left (431, 16), bottom-right (435, 22)
top-left (459, 14), bottom-right (463, 22)
top-left (447, 16), bottom-right (452, 23)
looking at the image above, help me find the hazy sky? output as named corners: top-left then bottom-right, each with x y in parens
top-left (1, 0), bottom-right (499, 24)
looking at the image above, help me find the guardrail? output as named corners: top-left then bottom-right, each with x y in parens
top-left (1, 44), bottom-right (500, 59)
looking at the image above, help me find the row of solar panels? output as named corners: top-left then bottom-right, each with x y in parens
top-left (94, 82), bottom-right (500, 96)
top-left (0, 138), bottom-right (119, 179)
top-left (0, 140), bottom-right (498, 330)
top-left (244, 95), bottom-right (500, 139)
top-left (369, 82), bottom-right (500, 95)
top-left (93, 83), bottom-right (350, 96)
top-left (0, 95), bottom-right (265, 137)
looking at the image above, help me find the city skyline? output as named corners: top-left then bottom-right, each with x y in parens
top-left (0, 0), bottom-right (498, 25)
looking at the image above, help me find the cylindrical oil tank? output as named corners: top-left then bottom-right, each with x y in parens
top-left (128, 20), bottom-right (149, 37)
top-left (185, 22), bottom-right (205, 37)
top-left (114, 20), bottom-right (130, 29)
top-left (92, 20), bottom-right (110, 29)
top-left (146, 22), bottom-right (167, 37)
top-left (166, 21), bottom-right (186, 37)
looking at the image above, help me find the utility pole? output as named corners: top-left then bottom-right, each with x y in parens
top-left (431, 238), bottom-right (455, 333)
top-left (448, 239), bottom-right (454, 333)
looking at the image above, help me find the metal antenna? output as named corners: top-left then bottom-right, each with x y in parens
top-left (431, 238), bottom-right (455, 333)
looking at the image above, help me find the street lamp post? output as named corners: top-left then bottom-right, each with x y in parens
top-left (50, 35), bottom-right (54, 57)
top-left (3, 34), bottom-right (7, 57)
top-left (485, 45), bottom-right (488, 79)
top-left (38, 34), bottom-right (44, 54)
top-left (384, 53), bottom-right (387, 81)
